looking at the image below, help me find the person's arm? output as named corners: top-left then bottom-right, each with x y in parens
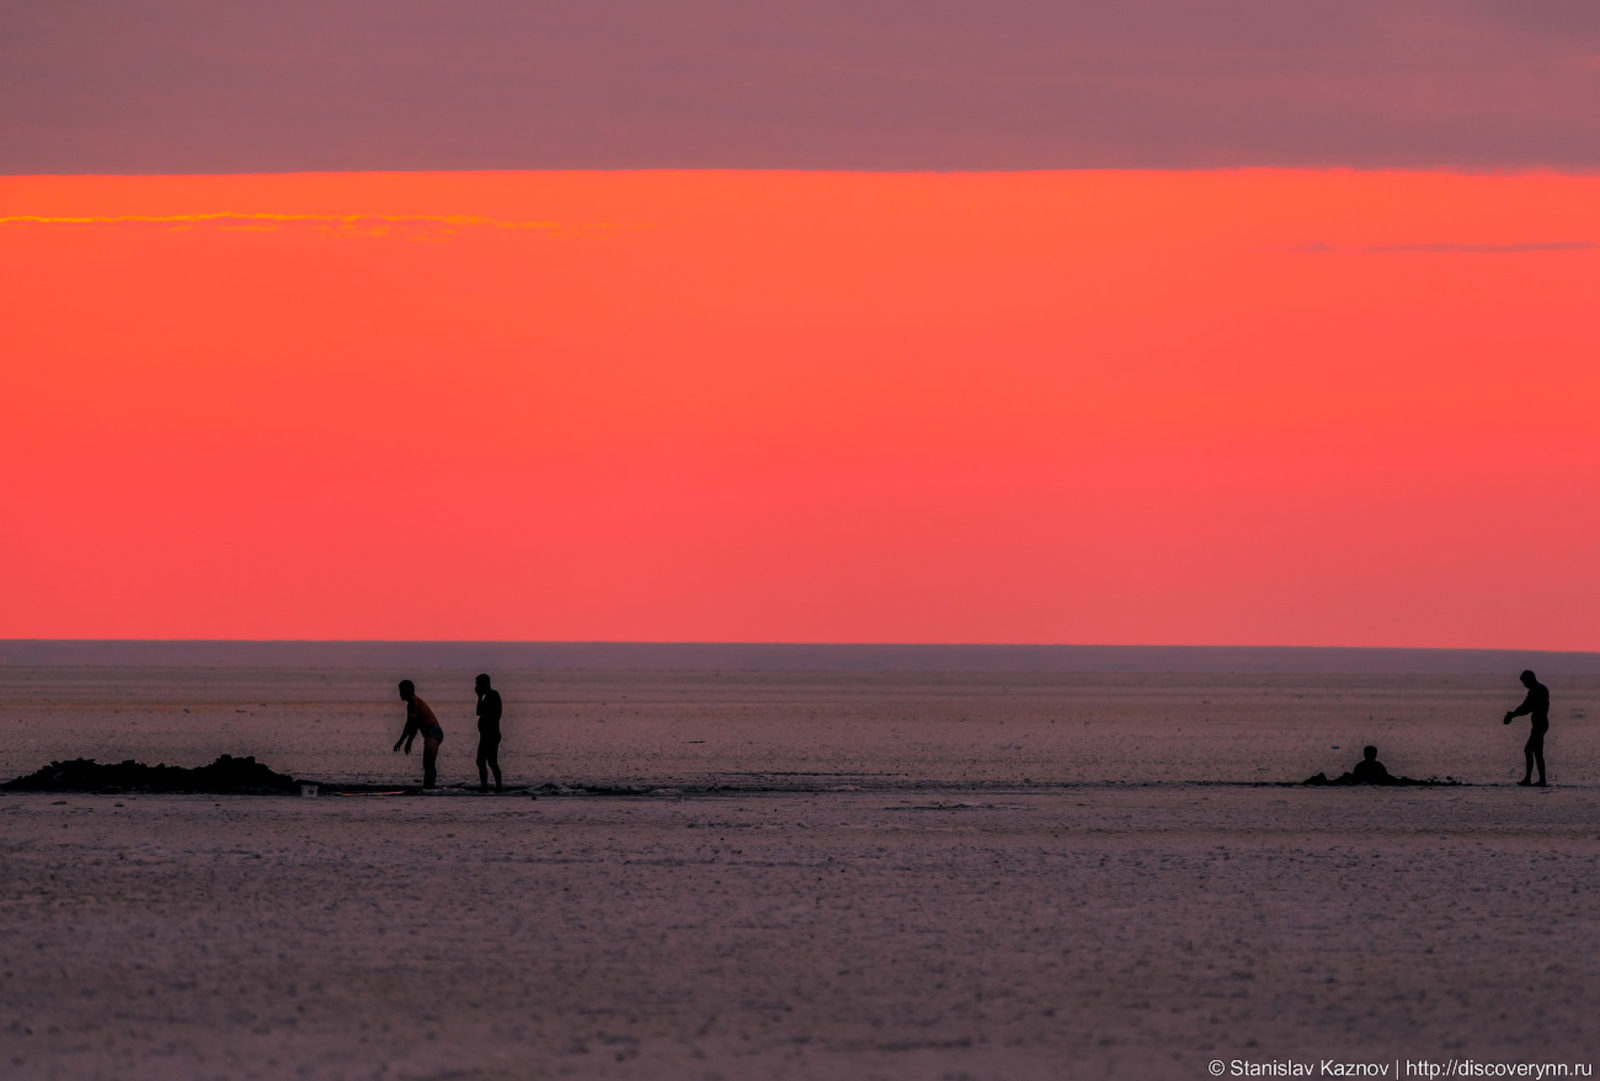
top-left (394, 703), bottom-right (419, 752)
top-left (1505, 691), bottom-right (1535, 724)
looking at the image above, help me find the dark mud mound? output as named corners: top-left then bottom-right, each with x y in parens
top-left (1303, 772), bottom-right (1461, 787)
top-left (3, 755), bottom-right (299, 795)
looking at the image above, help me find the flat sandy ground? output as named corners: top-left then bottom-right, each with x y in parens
top-left (3, 664), bottom-right (1597, 1079)
top-left (4, 666), bottom-right (1597, 789)
top-left (4, 785), bottom-right (1598, 1081)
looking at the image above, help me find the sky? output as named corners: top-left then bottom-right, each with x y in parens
top-left (5, 170), bottom-right (1598, 646)
top-left (4, 0), bottom-right (1600, 172)
top-left (3, 5), bottom-right (1598, 647)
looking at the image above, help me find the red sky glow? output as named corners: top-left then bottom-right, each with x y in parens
top-left (4, 170), bottom-right (1597, 646)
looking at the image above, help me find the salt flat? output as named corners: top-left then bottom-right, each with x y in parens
top-left (3, 785), bottom-right (1598, 1080)
top-left (3, 664), bottom-right (1597, 790)
top-left (2, 656), bottom-right (1597, 1078)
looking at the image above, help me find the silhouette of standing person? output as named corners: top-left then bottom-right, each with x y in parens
top-left (474, 673), bottom-right (503, 793)
top-left (1503, 669), bottom-right (1549, 786)
top-left (394, 680), bottom-right (444, 789)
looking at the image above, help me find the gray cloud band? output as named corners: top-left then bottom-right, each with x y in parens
top-left (5, 0), bottom-right (1600, 173)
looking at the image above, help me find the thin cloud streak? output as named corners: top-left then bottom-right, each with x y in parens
top-left (0, 211), bottom-right (616, 237)
top-left (1363, 241), bottom-right (1596, 253)
top-left (1291, 240), bottom-right (1595, 254)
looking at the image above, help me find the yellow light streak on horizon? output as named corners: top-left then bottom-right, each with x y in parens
top-left (0, 211), bottom-right (622, 236)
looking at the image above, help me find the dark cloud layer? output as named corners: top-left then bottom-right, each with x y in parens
top-left (4, 0), bottom-right (1599, 173)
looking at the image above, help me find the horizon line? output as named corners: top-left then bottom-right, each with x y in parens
top-left (10, 165), bottom-right (1600, 181)
top-left (4, 639), bottom-right (1596, 655)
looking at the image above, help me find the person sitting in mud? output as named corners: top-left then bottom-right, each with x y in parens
top-left (393, 680), bottom-right (444, 789)
top-left (1305, 745), bottom-right (1409, 786)
top-left (1347, 745), bottom-right (1392, 784)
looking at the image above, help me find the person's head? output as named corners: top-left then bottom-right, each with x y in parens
top-left (398, 679), bottom-right (415, 701)
top-left (1520, 669), bottom-right (1537, 687)
top-left (475, 673), bottom-right (491, 693)
top-left (1363, 745), bottom-right (1378, 761)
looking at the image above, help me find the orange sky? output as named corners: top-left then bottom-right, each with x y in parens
top-left (3, 170), bottom-right (1597, 647)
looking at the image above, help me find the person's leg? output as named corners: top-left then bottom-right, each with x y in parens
top-left (488, 734), bottom-right (502, 791)
top-left (476, 738), bottom-right (489, 791)
top-left (1532, 727), bottom-right (1547, 785)
top-left (1521, 734), bottom-right (1536, 785)
top-left (423, 737), bottom-right (440, 789)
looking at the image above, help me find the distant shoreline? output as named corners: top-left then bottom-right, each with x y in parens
top-left (4, 640), bottom-right (1599, 675)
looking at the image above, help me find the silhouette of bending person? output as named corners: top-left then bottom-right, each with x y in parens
top-left (1503, 669), bottom-right (1549, 786)
top-left (475, 672), bottom-right (503, 793)
top-left (394, 680), bottom-right (444, 789)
